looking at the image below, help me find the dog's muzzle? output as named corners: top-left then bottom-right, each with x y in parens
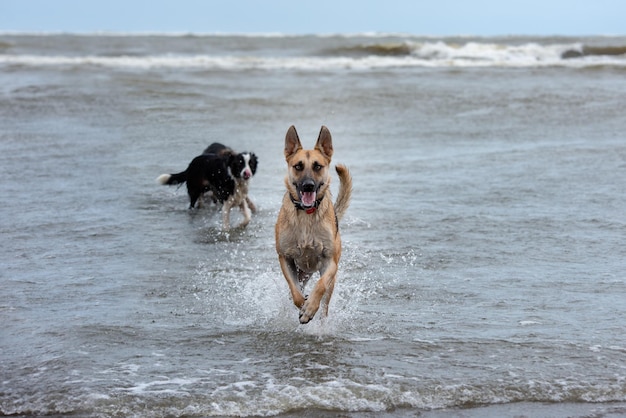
top-left (298, 179), bottom-right (318, 208)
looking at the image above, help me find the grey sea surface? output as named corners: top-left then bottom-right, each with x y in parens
top-left (1, 34), bottom-right (626, 417)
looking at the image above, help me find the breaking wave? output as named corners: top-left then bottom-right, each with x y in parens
top-left (4, 370), bottom-right (626, 416)
top-left (1, 40), bottom-right (625, 70)
top-left (326, 40), bottom-right (626, 66)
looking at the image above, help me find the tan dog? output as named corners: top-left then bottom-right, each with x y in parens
top-left (275, 125), bottom-right (352, 323)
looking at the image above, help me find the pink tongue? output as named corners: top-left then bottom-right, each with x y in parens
top-left (301, 191), bottom-right (316, 207)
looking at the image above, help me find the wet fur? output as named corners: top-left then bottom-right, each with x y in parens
top-left (157, 143), bottom-right (258, 230)
top-left (202, 143), bottom-right (258, 229)
top-left (275, 125), bottom-right (352, 323)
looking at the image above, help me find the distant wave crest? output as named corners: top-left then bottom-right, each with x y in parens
top-left (329, 40), bottom-right (626, 63)
top-left (1, 40), bottom-right (625, 70)
top-left (561, 45), bottom-right (626, 59)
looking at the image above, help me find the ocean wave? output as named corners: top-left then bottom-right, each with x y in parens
top-left (328, 40), bottom-right (626, 62)
top-left (4, 375), bottom-right (626, 416)
top-left (1, 41), bottom-right (625, 70)
top-left (561, 44), bottom-right (626, 59)
top-left (329, 41), bottom-right (416, 56)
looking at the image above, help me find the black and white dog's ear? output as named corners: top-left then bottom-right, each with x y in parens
top-left (249, 153), bottom-right (258, 174)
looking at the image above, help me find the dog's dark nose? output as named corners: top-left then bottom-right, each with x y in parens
top-left (301, 179), bottom-right (316, 192)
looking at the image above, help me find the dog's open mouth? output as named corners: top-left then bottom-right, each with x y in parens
top-left (299, 191), bottom-right (317, 208)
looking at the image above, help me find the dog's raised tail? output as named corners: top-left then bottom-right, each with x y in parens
top-left (334, 164), bottom-right (352, 221)
top-left (156, 170), bottom-right (187, 186)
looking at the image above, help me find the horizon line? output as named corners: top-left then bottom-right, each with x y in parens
top-left (1, 30), bottom-right (624, 38)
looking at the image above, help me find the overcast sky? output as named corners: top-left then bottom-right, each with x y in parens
top-left (1, 0), bottom-right (624, 36)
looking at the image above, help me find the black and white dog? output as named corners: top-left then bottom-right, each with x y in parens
top-left (157, 143), bottom-right (258, 230)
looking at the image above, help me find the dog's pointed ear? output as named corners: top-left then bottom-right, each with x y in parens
top-left (284, 125), bottom-right (302, 160)
top-left (315, 125), bottom-right (333, 159)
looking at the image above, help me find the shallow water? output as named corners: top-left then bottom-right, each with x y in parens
top-left (1, 34), bottom-right (626, 417)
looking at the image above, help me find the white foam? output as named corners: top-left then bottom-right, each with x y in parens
top-left (519, 320), bottom-right (542, 326)
top-left (1, 41), bottom-right (624, 70)
top-left (123, 377), bottom-right (201, 395)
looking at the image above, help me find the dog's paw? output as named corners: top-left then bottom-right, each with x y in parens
top-left (299, 311), bottom-right (312, 324)
top-left (236, 219), bottom-right (250, 229)
top-left (299, 298), bottom-right (319, 324)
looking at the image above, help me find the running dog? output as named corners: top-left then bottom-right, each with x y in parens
top-left (275, 126), bottom-right (352, 323)
top-left (157, 143), bottom-right (258, 230)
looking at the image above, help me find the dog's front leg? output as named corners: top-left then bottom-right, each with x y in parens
top-left (237, 200), bottom-right (252, 228)
top-left (278, 255), bottom-right (306, 309)
top-left (222, 199), bottom-right (234, 231)
top-left (299, 260), bottom-right (338, 324)
top-left (246, 196), bottom-right (257, 213)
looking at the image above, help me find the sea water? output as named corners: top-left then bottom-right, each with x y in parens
top-left (1, 33), bottom-right (626, 417)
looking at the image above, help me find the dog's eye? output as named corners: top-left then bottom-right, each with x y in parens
top-left (294, 162), bottom-right (304, 171)
top-left (313, 163), bottom-right (323, 171)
